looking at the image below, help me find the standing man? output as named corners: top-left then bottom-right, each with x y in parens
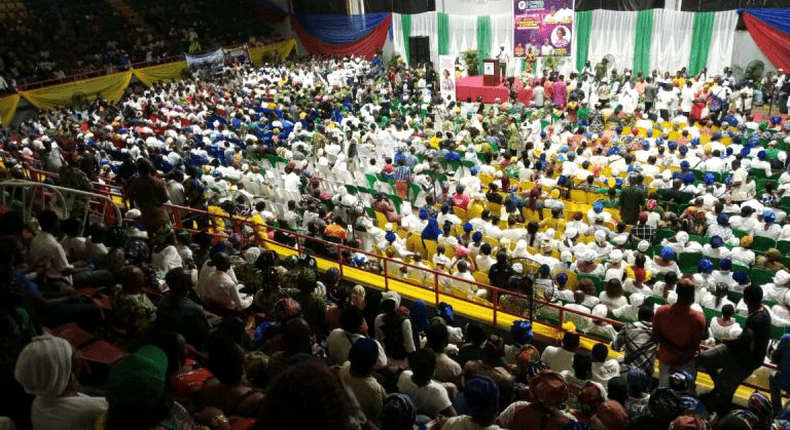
top-left (698, 284), bottom-right (771, 414)
top-left (652, 280), bottom-right (706, 387)
top-left (644, 77), bottom-right (657, 116)
top-left (496, 45), bottom-right (509, 82)
top-left (595, 58), bottom-right (608, 81)
top-left (618, 174), bottom-right (646, 225)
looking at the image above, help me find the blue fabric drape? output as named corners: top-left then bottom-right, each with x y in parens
top-left (291, 13), bottom-right (391, 45)
top-left (740, 8), bottom-right (790, 36)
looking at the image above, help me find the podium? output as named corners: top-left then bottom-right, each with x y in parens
top-left (483, 58), bottom-right (501, 86)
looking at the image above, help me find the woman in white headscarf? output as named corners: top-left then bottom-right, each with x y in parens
top-left (14, 335), bottom-right (108, 430)
top-left (588, 230), bottom-right (612, 259)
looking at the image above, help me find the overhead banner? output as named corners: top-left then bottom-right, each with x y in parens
top-left (185, 49), bottom-right (225, 68)
top-left (438, 55), bottom-right (456, 103)
top-left (514, 0), bottom-right (574, 58)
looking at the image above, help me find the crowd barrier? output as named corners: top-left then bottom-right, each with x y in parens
top-left (8, 164), bottom-right (783, 406)
top-left (0, 39), bottom-right (297, 126)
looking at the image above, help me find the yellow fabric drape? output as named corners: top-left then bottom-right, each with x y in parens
top-left (132, 61), bottom-right (188, 86)
top-left (21, 71), bottom-right (133, 110)
top-left (249, 39), bottom-right (297, 66)
top-left (0, 94), bottom-right (20, 126)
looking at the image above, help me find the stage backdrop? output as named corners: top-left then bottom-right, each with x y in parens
top-left (514, 0), bottom-right (574, 58)
top-left (392, 9), bottom-right (737, 77)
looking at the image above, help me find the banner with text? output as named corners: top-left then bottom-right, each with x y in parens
top-left (514, 0), bottom-right (574, 58)
top-left (185, 49), bottom-right (226, 68)
top-left (439, 55), bottom-right (456, 103)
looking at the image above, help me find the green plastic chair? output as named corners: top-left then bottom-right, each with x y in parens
top-left (578, 274), bottom-right (605, 294)
top-left (703, 307), bottom-right (722, 325)
top-left (751, 268), bottom-right (776, 287)
top-left (751, 169), bottom-right (768, 180)
top-left (655, 229), bottom-right (676, 243)
top-left (688, 235), bottom-right (706, 245)
top-left (753, 235), bottom-right (777, 252)
top-left (777, 241), bottom-right (790, 255)
top-left (678, 253), bottom-right (702, 274)
top-left (645, 296), bottom-right (668, 308)
top-left (732, 263), bottom-right (750, 274)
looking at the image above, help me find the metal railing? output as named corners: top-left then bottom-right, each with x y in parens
top-left (5, 164), bottom-right (781, 400)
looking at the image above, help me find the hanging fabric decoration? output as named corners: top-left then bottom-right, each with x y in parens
top-left (688, 12), bottom-right (715, 76)
top-left (742, 8), bottom-right (790, 72)
top-left (575, 11), bottom-right (593, 71)
top-left (290, 13), bottom-right (393, 58)
top-left (632, 9), bottom-right (653, 75)
top-left (291, 13), bottom-right (391, 45)
top-left (402, 14), bottom-right (412, 64)
top-left (438, 12), bottom-right (450, 55)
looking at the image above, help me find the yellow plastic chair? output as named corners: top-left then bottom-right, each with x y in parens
top-left (473, 271), bottom-right (490, 285)
top-left (486, 201), bottom-right (502, 216)
top-left (423, 239), bottom-right (438, 260)
top-left (483, 236), bottom-right (499, 248)
top-left (453, 206), bottom-right (468, 223)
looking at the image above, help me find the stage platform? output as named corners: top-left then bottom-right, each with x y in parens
top-left (455, 76), bottom-right (533, 105)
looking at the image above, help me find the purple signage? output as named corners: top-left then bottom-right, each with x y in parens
top-left (514, 0), bottom-right (573, 58)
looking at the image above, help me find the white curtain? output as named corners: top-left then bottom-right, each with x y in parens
top-left (490, 12), bottom-right (514, 57)
top-left (588, 10), bottom-right (638, 74)
top-left (707, 10), bottom-right (738, 76)
top-left (448, 14), bottom-right (478, 60)
top-left (491, 12), bottom-right (515, 76)
top-left (649, 9), bottom-right (695, 75)
top-left (411, 12), bottom-right (439, 67)
top-left (391, 13), bottom-right (407, 59)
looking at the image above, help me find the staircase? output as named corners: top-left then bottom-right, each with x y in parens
top-left (100, 0), bottom-right (152, 32)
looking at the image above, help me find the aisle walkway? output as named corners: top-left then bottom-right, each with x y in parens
top-left (261, 240), bottom-right (771, 406)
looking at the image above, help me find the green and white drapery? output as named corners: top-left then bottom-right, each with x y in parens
top-left (391, 9), bottom-right (737, 76)
top-left (575, 9), bottom-right (737, 76)
top-left (392, 12), bottom-right (514, 71)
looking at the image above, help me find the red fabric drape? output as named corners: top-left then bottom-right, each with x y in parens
top-left (743, 12), bottom-right (790, 71)
top-left (290, 14), bottom-right (392, 59)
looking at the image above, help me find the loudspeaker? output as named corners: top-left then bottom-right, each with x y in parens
top-left (408, 36), bottom-right (430, 66)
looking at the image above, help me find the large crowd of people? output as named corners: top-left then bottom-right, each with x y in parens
top-left (3, 51), bottom-right (790, 430)
top-left (0, 0), bottom-right (282, 90)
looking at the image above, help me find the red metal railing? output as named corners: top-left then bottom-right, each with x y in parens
top-left (9, 162), bottom-right (781, 398)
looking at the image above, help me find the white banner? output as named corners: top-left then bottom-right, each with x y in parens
top-left (185, 49), bottom-right (225, 68)
top-left (439, 55), bottom-right (456, 103)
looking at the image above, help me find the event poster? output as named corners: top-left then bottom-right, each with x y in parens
top-left (513, 0), bottom-right (573, 58)
top-left (439, 55), bottom-right (456, 102)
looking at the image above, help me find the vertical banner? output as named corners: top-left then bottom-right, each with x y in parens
top-left (514, 0), bottom-right (574, 58)
top-left (439, 55), bottom-right (457, 103)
